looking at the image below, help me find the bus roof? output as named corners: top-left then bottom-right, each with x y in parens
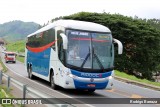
top-left (27, 20), bottom-right (111, 37)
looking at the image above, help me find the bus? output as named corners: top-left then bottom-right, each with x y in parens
top-left (25, 20), bottom-right (123, 92)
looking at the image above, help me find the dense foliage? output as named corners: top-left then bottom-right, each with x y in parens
top-left (0, 20), bottom-right (39, 41)
top-left (144, 18), bottom-right (160, 31)
top-left (52, 12), bottom-right (160, 80)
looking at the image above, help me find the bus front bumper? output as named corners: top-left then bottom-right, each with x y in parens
top-left (64, 73), bottom-right (113, 90)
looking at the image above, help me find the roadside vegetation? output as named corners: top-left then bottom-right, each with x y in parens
top-left (0, 58), bottom-right (7, 72)
top-left (0, 86), bottom-right (13, 107)
top-left (115, 70), bottom-right (160, 87)
top-left (5, 40), bottom-right (25, 63)
top-left (6, 40), bottom-right (25, 53)
top-left (16, 56), bottom-right (24, 63)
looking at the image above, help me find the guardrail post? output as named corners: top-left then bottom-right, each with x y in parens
top-left (7, 76), bottom-right (10, 92)
top-left (0, 71), bottom-right (2, 85)
top-left (23, 85), bottom-right (27, 99)
top-left (22, 85), bottom-right (27, 107)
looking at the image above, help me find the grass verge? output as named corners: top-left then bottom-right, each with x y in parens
top-left (0, 86), bottom-right (13, 107)
top-left (115, 70), bottom-right (160, 87)
top-left (0, 58), bottom-right (7, 72)
top-left (5, 40), bottom-right (25, 63)
top-left (5, 40), bottom-right (25, 53)
top-left (16, 56), bottom-right (24, 63)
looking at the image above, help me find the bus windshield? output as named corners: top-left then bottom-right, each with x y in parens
top-left (66, 30), bottom-right (113, 72)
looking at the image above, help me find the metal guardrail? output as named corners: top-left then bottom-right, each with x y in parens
top-left (114, 76), bottom-right (160, 91)
top-left (16, 52), bottom-right (25, 57)
top-left (0, 71), bottom-right (74, 107)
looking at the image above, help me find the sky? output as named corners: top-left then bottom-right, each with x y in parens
top-left (0, 0), bottom-right (160, 25)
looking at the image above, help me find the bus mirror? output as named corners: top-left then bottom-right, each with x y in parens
top-left (113, 38), bottom-right (123, 54)
top-left (60, 33), bottom-right (68, 50)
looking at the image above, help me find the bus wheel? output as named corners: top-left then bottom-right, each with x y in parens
top-left (88, 89), bottom-right (96, 93)
top-left (51, 72), bottom-right (58, 90)
top-left (28, 66), bottom-right (34, 79)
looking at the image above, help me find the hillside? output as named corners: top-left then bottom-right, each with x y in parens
top-left (0, 20), bottom-right (39, 41)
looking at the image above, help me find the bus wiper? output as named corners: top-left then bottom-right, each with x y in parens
top-left (92, 47), bottom-right (104, 71)
top-left (80, 53), bottom-right (90, 69)
top-left (80, 47), bottom-right (90, 69)
top-left (93, 54), bottom-right (104, 70)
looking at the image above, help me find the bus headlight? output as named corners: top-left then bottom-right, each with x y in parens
top-left (66, 71), bottom-right (78, 79)
top-left (108, 76), bottom-right (113, 80)
top-left (69, 74), bottom-right (78, 79)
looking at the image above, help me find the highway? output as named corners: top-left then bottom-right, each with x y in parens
top-left (0, 47), bottom-right (160, 107)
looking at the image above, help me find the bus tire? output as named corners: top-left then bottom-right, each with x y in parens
top-left (28, 66), bottom-right (34, 79)
top-left (50, 72), bottom-right (58, 90)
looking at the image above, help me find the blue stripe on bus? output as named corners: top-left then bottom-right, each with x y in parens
top-left (71, 69), bottom-right (112, 78)
top-left (71, 69), bottom-right (111, 89)
top-left (27, 48), bottom-right (51, 77)
top-left (74, 79), bottom-right (108, 89)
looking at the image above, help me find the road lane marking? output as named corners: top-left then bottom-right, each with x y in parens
top-left (106, 89), bottom-right (131, 97)
top-left (106, 89), bottom-right (145, 99)
top-left (106, 89), bottom-right (115, 92)
top-left (131, 94), bottom-right (142, 98)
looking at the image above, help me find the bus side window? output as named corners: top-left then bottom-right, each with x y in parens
top-left (48, 29), bottom-right (56, 50)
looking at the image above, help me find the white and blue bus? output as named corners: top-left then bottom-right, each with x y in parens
top-left (25, 20), bottom-right (123, 92)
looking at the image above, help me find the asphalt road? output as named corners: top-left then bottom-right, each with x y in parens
top-left (1, 47), bottom-right (160, 107)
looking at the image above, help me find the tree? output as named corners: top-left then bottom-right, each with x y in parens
top-left (53, 12), bottom-right (160, 80)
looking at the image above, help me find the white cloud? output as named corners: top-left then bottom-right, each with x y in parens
top-left (0, 0), bottom-right (160, 24)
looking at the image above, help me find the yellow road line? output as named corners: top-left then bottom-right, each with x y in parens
top-left (106, 89), bottom-right (130, 97)
top-left (106, 89), bottom-right (144, 98)
top-left (131, 94), bottom-right (142, 98)
top-left (106, 89), bottom-right (115, 92)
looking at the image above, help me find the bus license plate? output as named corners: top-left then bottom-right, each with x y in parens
top-left (87, 84), bottom-right (96, 87)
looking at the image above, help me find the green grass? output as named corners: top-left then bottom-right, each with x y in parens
top-left (16, 56), bottom-right (24, 63)
top-left (6, 40), bottom-right (25, 53)
top-left (6, 40), bottom-right (25, 63)
top-left (115, 70), bottom-right (160, 87)
top-left (0, 86), bottom-right (13, 107)
top-left (0, 58), bottom-right (7, 72)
